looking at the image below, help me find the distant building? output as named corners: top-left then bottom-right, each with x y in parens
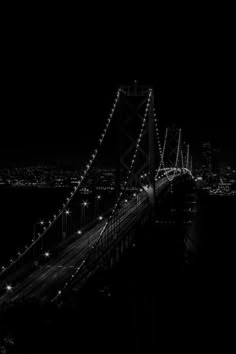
top-left (218, 180), bottom-right (231, 193)
top-left (201, 141), bottom-right (212, 174)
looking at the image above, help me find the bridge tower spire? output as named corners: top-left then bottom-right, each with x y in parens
top-left (114, 81), bottom-right (157, 217)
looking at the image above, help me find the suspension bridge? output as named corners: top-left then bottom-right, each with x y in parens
top-left (0, 82), bottom-right (194, 307)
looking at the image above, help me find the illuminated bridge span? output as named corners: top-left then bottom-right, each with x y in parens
top-left (0, 82), bottom-right (194, 306)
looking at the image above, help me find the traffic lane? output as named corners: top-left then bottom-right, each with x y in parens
top-left (29, 199), bottom-right (145, 300)
top-left (30, 199), bottom-right (143, 299)
top-left (1, 194), bottom-right (149, 303)
top-left (6, 222), bottom-right (106, 302)
top-left (10, 223), bottom-right (105, 301)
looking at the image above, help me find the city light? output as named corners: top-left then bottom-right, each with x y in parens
top-left (77, 230), bottom-right (82, 235)
top-left (6, 284), bottom-right (12, 292)
top-left (82, 201), bottom-right (88, 207)
top-left (65, 210), bottom-right (70, 215)
top-left (98, 216), bottom-right (103, 221)
top-left (44, 251), bottom-right (50, 258)
top-left (96, 195), bottom-right (101, 200)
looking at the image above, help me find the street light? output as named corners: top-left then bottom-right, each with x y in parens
top-left (62, 210), bottom-right (71, 239)
top-left (44, 251), bottom-right (50, 258)
top-left (6, 284), bottom-right (13, 292)
top-left (81, 201), bottom-right (89, 226)
top-left (95, 195), bottom-right (102, 218)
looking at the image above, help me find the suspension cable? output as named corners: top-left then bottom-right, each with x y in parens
top-left (0, 88), bottom-right (121, 277)
top-left (51, 89), bottom-right (153, 302)
top-left (153, 107), bottom-right (182, 182)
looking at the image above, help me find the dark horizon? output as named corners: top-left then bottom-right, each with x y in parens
top-left (1, 77), bottom-right (235, 168)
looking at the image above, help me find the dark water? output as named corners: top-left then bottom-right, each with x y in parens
top-left (72, 193), bottom-right (236, 352)
top-left (0, 187), bottom-right (68, 264)
top-left (0, 189), bottom-right (236, 352)
top-left (183, 194), bottom-right (236, 350)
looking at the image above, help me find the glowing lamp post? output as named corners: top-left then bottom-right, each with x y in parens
top-left (62, 209), bottom-right (71, 239)
top-left (81, 201), bottom-right (88, 226)
top-left (5, 284), bottom-right (13, 300)
top-left (6, 284), bottom-right (12, 292)
top-left (95, 195), bottom-right (101, 217)
top-left (44, 251), bottom-right (50, 258)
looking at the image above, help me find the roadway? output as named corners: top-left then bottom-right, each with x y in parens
top-left (0, 172), bottom-right (184, 305)
top-left (0, 193), bottom-right (149, 304)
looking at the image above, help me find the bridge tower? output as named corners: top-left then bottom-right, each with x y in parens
top-left (163, 124), bottom-right (182, 169)
top-left (181, 142), bottom-right (191, 171)
top-left (114, 81), bottom-right (157, 217)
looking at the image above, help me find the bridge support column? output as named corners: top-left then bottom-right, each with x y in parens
top-left (148, 90), bottom-right (156, 220)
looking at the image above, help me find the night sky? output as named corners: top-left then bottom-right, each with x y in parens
top-left (1, 20), bottom-right (235, 168)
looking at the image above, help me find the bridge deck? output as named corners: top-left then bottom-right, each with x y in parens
top-left (0, 172), bottom-right (190, 305)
